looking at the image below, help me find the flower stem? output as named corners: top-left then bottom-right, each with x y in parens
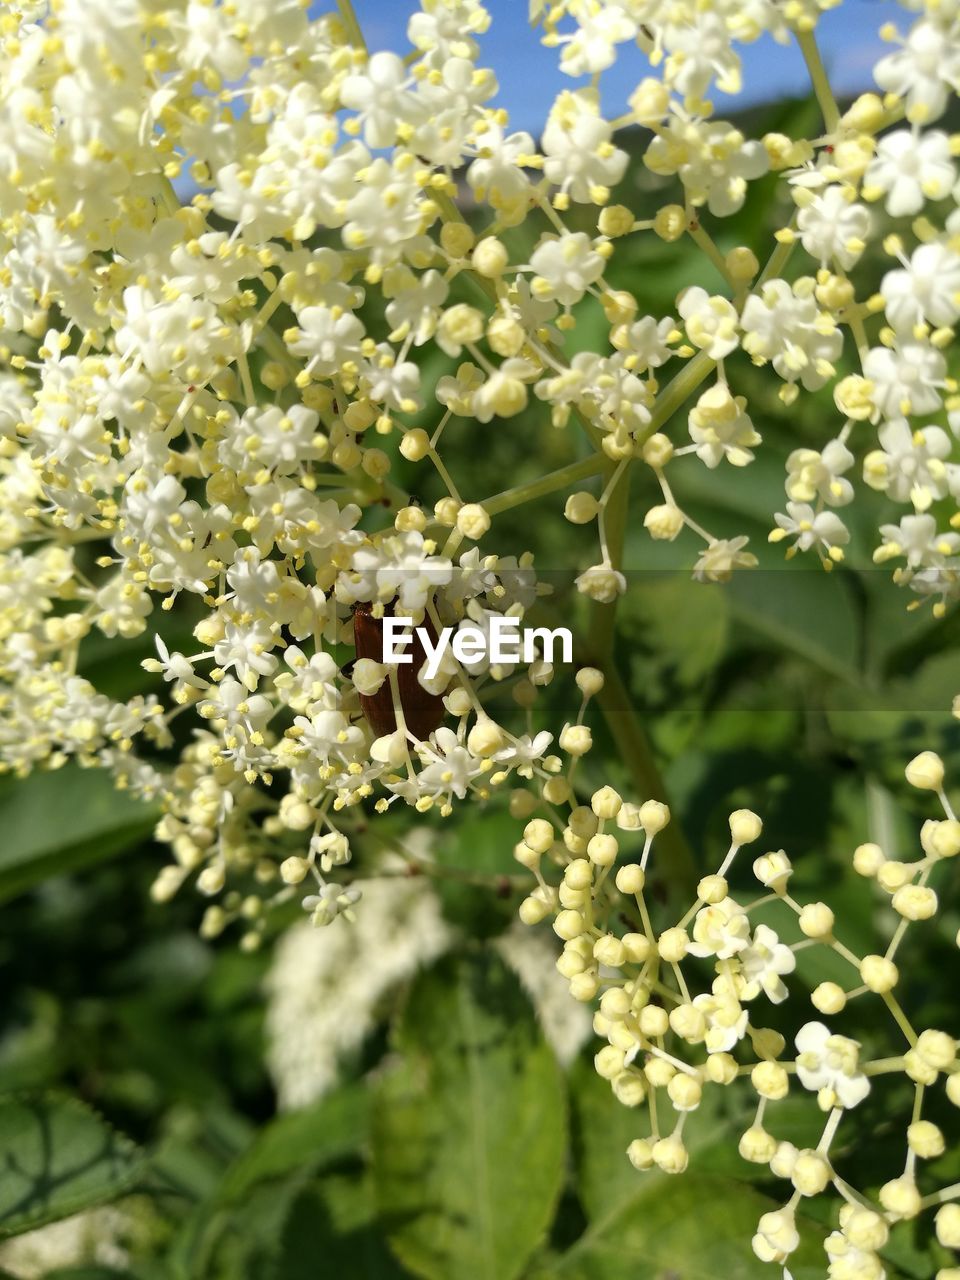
top-left (336, 0), bottom-right (367, 51)
top-left (795, 28), bottom-right (841, 134)
top-left (482, 453), bottom-right (606, 516)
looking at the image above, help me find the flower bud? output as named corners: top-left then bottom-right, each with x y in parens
top-left (639, 1004), bottom-right (669, 1037)
top-left (279, 856), bottom-right (308, 885)
top-left (697, 873), bottom-right (728, 904)
top-left (587, 832), bottom-right (618, 866)
top-left (652, 1135), bottom-right (689, 1173)
top-left (739, 1126), bottom-right (777, 1164)
top-left (627, 1138), bottom-right (654, 1170)
top-left (570, 971), bottom-right (600, 1001)
top-left (643, 503), bottom-right (684, 540)
top-left (725, 246), bottom-right (759, 282)
top-left (706, 1052), bottom-right (738, 1085)
top-left (564, 491), bottom-right (599, 524)
top-left (729, 809), bottom-right (763, 844)
top-left (669, 1003), bottom-right (706, 1041)
top-left (456, 502), bottom-right (491, 540)
top-left (893, 884), bottom-right (938, 920)
top-left (467, 717), bottom-right (503, 757)
top-left (612, 1071), bottom-right (647, 1107)
top-left (524, 818), bottom-right (555, 854)
top-left (641, 432), bottom-right (674, 467)
top-left (559, 723), bottom-right (593, 756)
top-left (472, 237), bottom-right (509, 277)
top-left (908, 1119), bottom-right (945, 1159)
top-left (905, 750), bottom-right (945, 791)
top-left (936, 1205), bottom-right (960, 1249)
top-left (653, 204), bottom-right (687, 242)
top-left (576, 667), bottom-right (605, 697)
top-left (860, 954), bottom-right (899, 993)
top-left (668, 1073), bottom-right (702, 1111)
top-left (595, 1045), bottom-right (626, 1079)
top-left (877, 860), bottom-right (913, 892)
top-left (753, 850), bottom-right (792, 891)
top-left (400, 428), bottom-right (430, 461)
top-left (792, 1151), bottom-right (830, 1196)
top-left (917, 1029), bottom-right (956, 1069)
top-left (879, 1177), bottom-right (922, 1219)
top-left (519, 894), bottom-right (551, 925)
top-left (621, 932), bottom-right (651, 963)
top-left (595, 934), bottom-right (627, 968)
top-left (752, 1061), bottom-right (789, 1101)
top-left (657, 927), bottom-right (689, 962)
top-left (798, 901), bottom-right (834, 939)
top-left (811, 982), bottom-right (846, 1015)
top-left (841, 1205), bottom-right (888, 1250)
top-left (615, 864), bottom-right (645, 894)
top-left (853, 842), bottom-right (885, 876)
top-left (592, 785), bottom-right (623, 820)
top-left (565, 859), bottom-right (594, 892)
top-left (639, 800), bottom-right (670, 835)
top-left (352, 658), bottom-right (386, 695)
top-left (554, 909), bottom-right (585, 941)
top-left (598, 204), bottom-right (635, 237)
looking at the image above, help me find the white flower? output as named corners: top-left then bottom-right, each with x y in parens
top-left (795, 1022), bottom-right (870, 1109)
top-left (342, 530), bottom-right (453, 615)
top-left (772, 503), bottom-right (850, 558)
top-left (874, 18), bottom-right (960, 125)
top-left (542, 90), bottom-right (628, 203)
top-left (692, 536), bottom-right (758, 582)
top-left (862, 340), bottom-right (946, 419)
top-left (741, 279), bottom-right (842, 390)
top-left (876, 513), bottom-right (960, 569)
top-left (880, 240), bottom-right (960, 332)
top-left (285, 305), bottom-right (365, 375)
top-left (688, 896), bottom-right (751, 958)
top-left (265, 875), bottom-right (451, 1106)
top-left (785, 441), bottom-right (855, 506)
top-left (646, 115), bottom-right (768, 216)
top-left (863, 420), bottom-right (957, 507)
top-left (465, 123), bottom-right (536, 221)
top-left (739, 925), bottom-right (796, 1003)
top-left (692, 989), bottom-right (749, 1053)
top-left (557, 4), bottom-right (637, 75)
top-left (677, 287), bottom-right (739, 360)
top-left (864, 129), bottom-right (955, 217)
top-left (340, 51), bottom-right (419, 149)
top-left (797, 186), bottom-right (871, 269)
top-left (575, 563), bottom-right (626, 602)
top-left (824, 1230), bottom-right (885, 1280)
top-left (688, 382), bottom-right (760, 467)
top-left (529, 232), bottom-right (606, 307)
top-left (752, 1209), bottom-right (800, 1265)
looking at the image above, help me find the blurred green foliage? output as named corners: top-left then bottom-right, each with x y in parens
top-left (1, 96), bottom-right (959, 1278)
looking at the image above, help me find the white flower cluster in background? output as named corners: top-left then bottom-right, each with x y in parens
top-left (515, 692), bottom-right (960, 1280)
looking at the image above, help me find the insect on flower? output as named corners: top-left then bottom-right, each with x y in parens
top-left (352, 600), bottom-right (445, 741)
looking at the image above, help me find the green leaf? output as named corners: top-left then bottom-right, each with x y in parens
top-left (539, 1174), bottom-right (825, 1280)
top-left (0, 765), bottom-right (158, 904)
top-left (218, 1085), bottom-right (369, 1203)
top-left (0, 1094), bottom-right (145, 1238)
top-left (372, 950), bottom-right (567, 1280)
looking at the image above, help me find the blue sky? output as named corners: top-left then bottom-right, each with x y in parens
top-left (325, 0), bottom-right (899, 133)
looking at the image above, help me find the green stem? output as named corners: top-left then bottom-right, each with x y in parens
top-left (336, 0), bottom-right (367, 51)
top-left (593, 665), bottom-right (698, 895)
top-left (795, 28), bottom-right (841, 134)
top-left (483, 453), bottom-right (605, 516)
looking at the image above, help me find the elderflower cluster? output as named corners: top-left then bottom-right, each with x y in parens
top-left (1, 0), bottom-right (959, 942)
top-left (517, 685), bottom-right (960, 1280)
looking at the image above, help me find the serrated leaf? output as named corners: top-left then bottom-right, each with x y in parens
top-left (0, 765), bottom-right (158, 904)
top-left (0, 1095), bottom-right (145, 1238)
top-left (372, 950), bottom-right (566, 1280)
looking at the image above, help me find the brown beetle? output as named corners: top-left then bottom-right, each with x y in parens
top-left (352, 600), bottom-right (445, 741)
